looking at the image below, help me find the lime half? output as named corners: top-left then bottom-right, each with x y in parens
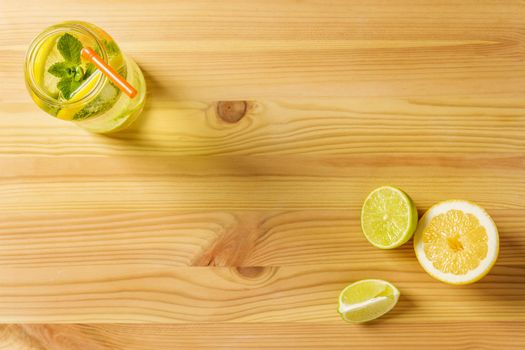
top-left (361, 186), bottom-right (418, 249)
top-left (338, 279), bottom-right (400, 323)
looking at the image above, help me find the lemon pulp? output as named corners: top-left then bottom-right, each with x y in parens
top-left (414, 200), bottom-right (498, 284)
top-left (423, 209), bottom-right (488, 275)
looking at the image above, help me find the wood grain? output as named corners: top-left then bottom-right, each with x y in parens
top-left (1, 98), bottom-right (525, 156)
top-left (0, 155), bottom-right (524, 210)
top-left (1, 0), bottom-right (525, 348)
top-left (0, 210), bottom-right (523, 267)
top-left (2, 0), bottom-right (525, 101)
top-left (0, 264), bottom-right (523, 323)
top-left (2, 323), bottom-right (525, 350)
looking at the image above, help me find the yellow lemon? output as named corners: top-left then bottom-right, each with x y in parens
top-left (34, 34), bottom-right (62, 97)
top-left (414, 200), bottom-right (499, 285)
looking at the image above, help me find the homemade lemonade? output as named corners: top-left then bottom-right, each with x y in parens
top-left (25, 21), bottom-right (146, 133)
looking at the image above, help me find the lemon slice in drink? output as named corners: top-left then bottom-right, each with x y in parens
top-left (56, 71), bottom-right (103, 120)
top-left (414, 200), bottom-right (499, 285)
top-left (361, 186), bottom-right (418, 249)
top-left (338, 279), bottom-right (400, 323)
top-left (34, 34), bottom-right (62, 98)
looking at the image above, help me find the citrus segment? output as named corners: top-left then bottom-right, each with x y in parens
top-left (338, 279), bottom-right (399, 323)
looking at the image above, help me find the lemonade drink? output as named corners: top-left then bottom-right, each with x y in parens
top-left (25, 21), bottom-right (146, 133)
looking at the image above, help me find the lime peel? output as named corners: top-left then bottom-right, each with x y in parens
top-left (338, 279), bottom-right (400, 323)
top-left (361, 186), bottom-right (418, 249)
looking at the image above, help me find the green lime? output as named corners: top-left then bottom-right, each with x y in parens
top-left (338, 279), bottom-right (400, 323)
top-left (361, 186), bottom-right (418, 249)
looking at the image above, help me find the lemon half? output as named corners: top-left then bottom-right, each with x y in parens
top-left (414, 200), bottom-right (499, 285)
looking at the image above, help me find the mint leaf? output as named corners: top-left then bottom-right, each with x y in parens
top-left (57, 33), bottom-right (83, 64)
top-left (103, 39), bottom-right (120, 56)
top-left (48, 62), bottom-right (75, 78)
top-left (57, 78), bottom-right (82, 100)
top-left (52, 33), bottom-right (85, 100)
top-left (50, 33), bottom-right (96, 100)
top-left (84, 63), bottom-right (96, 78)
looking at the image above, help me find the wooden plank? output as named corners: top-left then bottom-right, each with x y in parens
top-left (2, 323), bottom-right (525, 350)
top-left (0, 321), bottom-right (525, 350)
top-left (0, 210), bottom-right (523, 267)
top-left (0, 155), bottom-right (523, 210)
top-left (1, 98), bottom-right (524, 156)
top-left (1, 0), bottom-right (525, 347)
top-left (1, 1), bottom-right (525, 101)
top-left (0, 264), bottom-right (523, 323)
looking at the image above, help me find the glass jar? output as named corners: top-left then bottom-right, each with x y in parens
top-left (24, 21), bottom-right (146, 133)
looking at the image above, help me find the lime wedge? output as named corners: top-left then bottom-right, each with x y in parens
top-left (338, 279), bottom-right (400, 323)
top-left (361, 186), bottom-right (418, 249)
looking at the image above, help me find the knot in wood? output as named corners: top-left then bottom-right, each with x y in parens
top-left (236, 266), bottom-right (265, 278)
top-left (217, 101), bottom-right (247, 123)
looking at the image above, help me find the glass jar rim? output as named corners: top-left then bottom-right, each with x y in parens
top-left (24, 22), bottom-right (109, 109)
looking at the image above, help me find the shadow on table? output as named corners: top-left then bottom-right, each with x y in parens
top-left (104, 65), bottom-right (175, 138)
top-left (468, 235), bottom-right (525, 300)
top-left (92, 65), bottom-right (262, 157)
top-left (360, 292), bottom-right (416, 327)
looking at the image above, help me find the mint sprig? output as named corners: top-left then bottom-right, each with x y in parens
top-left (47, 33), bottom-right (94, 100)
top-left (57, 33), bottom-right (82, 64)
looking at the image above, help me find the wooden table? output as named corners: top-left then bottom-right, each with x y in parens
top-left (1, 0), bottom-right (524, 348)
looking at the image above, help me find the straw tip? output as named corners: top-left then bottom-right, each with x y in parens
top-left (81, 47), bottom-right (93, 58)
